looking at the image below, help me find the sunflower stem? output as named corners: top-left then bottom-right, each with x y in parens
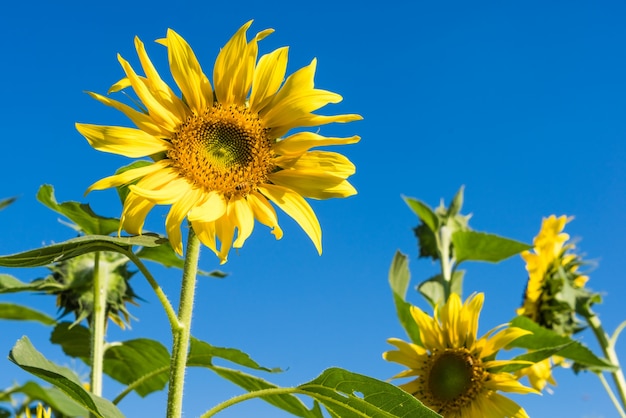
top-left (438, 225), bottom-right (453, 301)
top-left (90, 251), bottom-right (106, 400)
top-left (582, 307), bottom-right (626, 413)
top-left (597, 372), bottom-right (626, 418)
top-left (166, 226), bottom-right (202, 418)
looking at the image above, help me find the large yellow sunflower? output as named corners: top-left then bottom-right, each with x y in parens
top-left (76, 21), bottom-right (361, 263)
top-left (383, 293), bottom-right (537, 418)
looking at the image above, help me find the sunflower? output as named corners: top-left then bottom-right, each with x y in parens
top-left (383, 293), bottom-right (537, 418)
top-left (516, 215), bottom-right (590, 391)
top-left (23, 404), bottom-right (51, 418)
top-left (76, 21), bottom-right (361, 263)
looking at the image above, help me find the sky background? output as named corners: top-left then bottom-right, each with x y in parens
top-left (1, 0), bottom-right (625, 417)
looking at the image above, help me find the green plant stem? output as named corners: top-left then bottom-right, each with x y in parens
top-left (583, 308), bottom-right (626, 412)
top-left (597, 372), bottom-right (626, 418)
top-left (166, 227), bottom-right (202, 418)
top-left (200, 388), bottom-right (301, 417)
top-left (438, 225), bottom-right (453, 300)
top-left (123, 249), bottom-right (178, 329)
top-left (90, 251), bottom-right (106, 398)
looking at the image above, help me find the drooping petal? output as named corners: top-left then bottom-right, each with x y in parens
top-left (165, 29), bottom-right (213, 113)
top-left (269, 170), bottom-right (356, 199)
top-left (120, 192), bottom-right (156, 235)
top-left (76, 124), bottom-right (168, 158)
top-left (273, 132), bottom-right (360, 156)
top-left (257, 184), bottom-right (322, 254)
top-left (247, 192), bottom-right (283, 239)
top-left (229, 196), bottom-right (255, 248)
top-left (188, 191), bottom-right (227, 223)
top-left (86, 161), bottom-right (167, 193)
top-left (250, 47), bottom-right (289, 113)
top-left (165, 188), bottom-right (204, 255)
top-left (192, 220), bottom-right (218, 256)
top-left (215, 215), bottom-right (236, 264)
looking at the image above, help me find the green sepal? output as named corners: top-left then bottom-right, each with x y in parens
top-left (451, 230), bottom-right (531, 264)
top-left (8, 336), bottom-right (125, 418)
top-left (510, 316), bottom-right (617, 372)
top-left (0, 274), bottom-right (62, 294)
top-left (37, 185), bottom-right (120, 235)
top-left (0, 234), bottom-right (166, 268)
top-left (388, 252), bottom-right (422, 345)
top-left (404, 197), bottom-right (438, 232)
top-left (0, 303), bottom-right (56, 325)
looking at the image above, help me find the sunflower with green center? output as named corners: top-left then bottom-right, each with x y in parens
top-left (516, 215), bottom-right (590, 392)
top-left (384, 293), bottom-right (537, 417)
top-left (76, 21), bottom-right (361, 263)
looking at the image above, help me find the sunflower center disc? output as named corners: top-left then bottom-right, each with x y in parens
top-left (428, 351), bottom-right (474, 402)
top-left (168, 103), bottom-right (273, 197)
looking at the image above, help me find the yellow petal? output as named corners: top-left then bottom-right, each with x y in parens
top-left (165, 188), bottom-right (203, 255)
top-left (134, 36), bottom-right (188, 121)
top-left (120, 192), bottom-right (155, 235)
top-left (165, 29), bottom-right (213, 113)
top-left (229, 196), bottom-right (255, 248)
top-left (76, 124), bottom-right (168, 158)
top-left (247, 192), bottom-right (283, 239)
top-left (270, 113), bottom-right (363, 139)
top-left (274, 151), bottom-right (356, 177)
top-left (273, 132), bottom-right (360, 156)
top-left (257, 184), bottom-right (321, 254)
top-left (130, 169), bottom-right (189, 204)
top-left (269, 170), bottom-right (356, 199)
top-left (118, 54), bottom-right (182, 131)
top-left (250, 46), bottom-right (288, 113)
top-left (86, 161), bottom-right (167, 193)
top-left (192, 220), bottom-right (218, 256)
top-left (215, 215), bottom-right (236, 264)
top-left (188, 191), bottom-right (227, 222)
top-left (86, 92), bottom-right (167, 137)
top-left (480, 327), bottom-right (532, 358)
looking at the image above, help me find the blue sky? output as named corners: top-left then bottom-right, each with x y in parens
top-left (1, 0), bottom-right (625, 417)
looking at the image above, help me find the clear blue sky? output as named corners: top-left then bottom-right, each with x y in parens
top-left (1, 1), bottom-right (625, 417)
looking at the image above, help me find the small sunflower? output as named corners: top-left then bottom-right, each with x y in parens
top-left (22, 404), bottom-right (51, 418)
top-left (383, 293), bottom-right (537, 418)
top-left (76, 21), bottom-right (361, 263)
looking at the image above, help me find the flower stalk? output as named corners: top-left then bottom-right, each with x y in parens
top-left (90, 251), bottom-right (105, 398)
top-left (166, 226), bottom-right (202, 418)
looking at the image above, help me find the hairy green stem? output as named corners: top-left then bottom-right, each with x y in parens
top-left (438, 225), bottom-right (453, 300)
top-left (200, 387), bottom-right (299, 417)
top-left (90, 251), bottom-right (106, 399)
top-left (583, 309), bottom-right (626, 412)
top-left (166, 227), bottom-right (202, 418)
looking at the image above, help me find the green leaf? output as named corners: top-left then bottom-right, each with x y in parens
top-left (403, 197), bottom-right (438, 232)
top-left (417, 271), bottom-right (464, 307)
top-left (210, 366), bottom-right (324, 418)
top-left (388, 252), bottom-right (421, 345)
top-left (298, 367), bottom-right (441, 417)
top-left (50, 322), bottom-right (91, 359)
top-left (0, 234), bottom-right (166, 268)
top-left (8, 336), bottom-right (124, 418)
top-left (37, 185), bottom-right (120, 235)
top-left (0, 303), bottom-right (56, 325)
top-left (1, 381), bottom-right (87, 416)
top-left (51, 323), bottom-right (171, 398)
top-left (136, 244), bottom-right (227, 278)
top-left (188, 337), bottom-right (278, 372)
top-left (0, 274), bottom-right (62, 294)
top-left (0, 197), bottom-right (16, 211)
top-left (451, 230), bottom-right (531, 264)
top-left (493, 343), bottom-right (574, 373)
top-left (510, 316), bottom-right (617, 371)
